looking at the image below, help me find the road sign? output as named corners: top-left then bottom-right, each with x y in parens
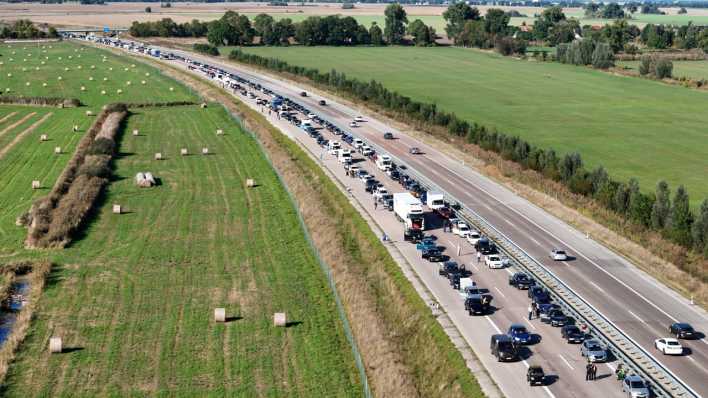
top-left (103, 26), bottom-right (110, 33)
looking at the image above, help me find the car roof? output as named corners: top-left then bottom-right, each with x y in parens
top-left (674, 322), bottom-right (692, 328)
top-left (625, 374), bottom-right (643, 382)
top-left (663, 337), bottom-right (680, 343)
top-left (509, 323), bottom-right (526, 329)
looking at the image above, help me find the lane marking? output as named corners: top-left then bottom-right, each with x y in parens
top-left (627, 310), bottom-right (647, 324)
top-left (485, 315), bottom-right (502, 334)
top-left (494, 287), bottom-right (507, 299)
top-left (559, 354), bottom-right (574, 370)
top-left (524, 318), bottom-right (537, 330)
top-left (527, 236), bottom-right (542, 246)
top-left (606, 362), bottom-right (616, 372)
top-left (588, 281), bottom-right (606, 294)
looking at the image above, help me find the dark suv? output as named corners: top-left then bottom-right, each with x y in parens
top-left (669, 323), bottom-right (696, 339)
top-left (561, 325), bottom-right (585, 343)
top-left (508, 272), bottom-right (535, 290)
top-left (490, 334), bottom-right (518, 362)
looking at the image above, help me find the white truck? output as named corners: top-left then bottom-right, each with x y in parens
top-left (338, 149), bottom-right (352, 164)
top-left (393, 193), bottom-right (425, 231)
top-left (426, 192), bottom-right (445, 210)
top-left (376, 155), bottom-right (392, 171)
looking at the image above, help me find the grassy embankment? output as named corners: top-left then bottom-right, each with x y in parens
top-left (619, 59), bottom-right (708, 81)
top-left (232, 45), bottom-right (708, 207)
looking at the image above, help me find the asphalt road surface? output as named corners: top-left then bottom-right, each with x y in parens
top-left (100, 41), bottom-right (708, 398)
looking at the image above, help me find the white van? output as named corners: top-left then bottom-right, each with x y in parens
top-left (328, 141), bottom-right (341, 155)
top-left (376, 155), bottom-right (392, 171)
top-left (353, 138), bottom-right (364, 149)
top-left (338, 149), bottom-right (352, 163)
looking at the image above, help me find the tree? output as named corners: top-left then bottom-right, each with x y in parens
top-left (484, 8), bottom-right (510, 36)
top-left (652, 181), bottom-right (671, 229)
top-left (384, 3), bottom-right (407, 44)
top-left (443, 2), bottom-right (479, 40)
top-left (602, 19), bottom-right (639, 53)
top-left (627, 178), bottom-right (653, 227)
top-left (592, 42), bottom-right (614, 69)
top-left (253, 13), bottom-right (275, 38)
top-left (668, 185), bottom-right (693, 247)
top-left (678, 7), bottom-right (688, 15)
top-left (369, 22), bottom-right (384, 45)
top-left (691, 199), bottom-right (708, 255)
top-left (458, 20), bottom-right (488, 48)
top-left (559, 152), bottom-right (582, 182)
top-left (655, 58), bottom-right (673, 78)
top-left (599, 3), bottom-right (625, 19)
top-left (207, 20), bottom-right (229, 46)
top-left (533, 6), bottom-right (566, 41)
top-left (407, 19), bottom-right (435, 46)
top-left (548, 19), bottom-right (579, 46)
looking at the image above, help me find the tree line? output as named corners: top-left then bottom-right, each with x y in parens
top-left (0, 19), bottom-right (58, 39)
top-left (129, 7), bottom-right (437, 47)
top-left (228, 48), bottom-right (708, 269)
top-left (443, 3), bottom-right (527, 55)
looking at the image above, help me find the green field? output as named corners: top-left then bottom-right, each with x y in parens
top-left (235, 45), bottom-right (708, 206)
top-left (0, 41), bottom-right (194, 108)
top-left (0, 42), bottom-right (361, 396)
top-left (619, 59), bottom-right (708, 80)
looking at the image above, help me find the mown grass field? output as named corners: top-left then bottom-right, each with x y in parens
top-left (619, 59), bottom-right (708, 81)
top-left (2, 105), bottom-right (362, 396)
top-left (235, 45), bottom-right (708, 206)
top-left (0, 43), bottom-right (362, 396)
top-left (0, 41), bottom-right (194, 108)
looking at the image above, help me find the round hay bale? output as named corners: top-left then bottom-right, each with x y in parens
top-left (112, 204), bottom-right (122, 214)
top-left (200, 103), bottom-right (207, 109)
top-left (26, 82), bottom-right (30, 86)
top-left (43, 83), bottom-right (47, 87)
top-left (117, 89), bottom-right (123, 94)
top-left (214, 308), bottom-right (226, 323)
top-left (169, 87), bottom-right (174, 92)
top-left (131, 64), bottom-right (136, 68)
top-left (6, 73), bottom-right (11, 77)
top-left (145, 72), bottom-right (150, 77)
top-left (31, 180), bottom-right (41, 189)
top-left (124, 67), bottom-right (129, 72)
top-left (273, 312), bottom-right (287, 327)
top-left (64, 67), bottom-right (69, 71)
top-left (49, 337), bottom-right (62, 353)
top-left (91, 65), bottom-right (95, 69)
top-left (68, 55), bottom-right (73, 59)
top-left (22, 67), bottom-right (26, 72)
top-left (80, 86), bottom-right (86, 91)
top-left (58, 56), bottom-right (62, 60)
top-left (5, 88), bottom-right (10, 93)
top-left (77, 65), bottom-right (82, 69)
top-left (54, 147), bottom-right (61, 154)
top-left (126, 81), bottom-right (131, 86)
top-left (154, 152), bottom-right (163, 160)
top-left (246, 179), bottom-right (255, 188)
top-left (57, 76), bottom-right (62, 81)
top-left (109, 67), bottom-right (113, 71)
top-left (41, 61), bottom-right (45, 65)
top-left (101, 90), bottom-right (106, 95)
top-left (202, 147), bottom-right (209, 155)
top-left (40, 134), bottom-right (48, 141)
top-left (35, 67), bottom-right (39, 71)
top-left (89, 77), bottom-right (94, 81)
top-left (180, 148), bottom-right (188, 156)
top-left (86, 111), bottom-right (94, 116)
top-left (216, 129), bottom-right (224, 136)
top-left (141, 80), bottom-right (146, 85)
top-left (0, 62), bottom-right (3, 65)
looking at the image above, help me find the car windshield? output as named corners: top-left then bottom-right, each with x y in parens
top-left (512, 327), bottom-right (527, 333)
top-left (555, 250), bottom-right (566, 255)
top-left (588, 345), bottom-right (602, 351)
top-left (630, 381), bottom-right (645, 389)
top-left (667, 341), bottom-right (680, 346)
top-left (489, 256), bottom-right (500, 261)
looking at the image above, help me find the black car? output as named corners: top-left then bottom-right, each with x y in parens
top-left (422, 248), bottom-right (445, 262)
top-left (364, 180), bottom-right (378, 193)
top-left (539, 304), bottom-right (561, 323)
top-left (475, 237), bottom-right (496, 255)
top-left (439, 261), bottom-right (459, 277)
top-left (404, 227), bottom-right (424, 242)
top-left (561, 325), bottom-right (585, 343)
top-left (300, 91), bottom-right (307, 97)
top-left (319, 99), bottom-right (326, 106)
top-left (465, 294), bottom-right (492, 315)
top-left (490, 334), bottom-right (518, 362)
top-left (527, 366), bottom-right (545, 386)
top-left (508, 272), bottom-right (535, 290)
top-left (389, 170), bottom-right (400, 181)
top-left (529, 286), bottom-right (551, 305)
top-left (383, 132), bottom-right (394, 139)
top-left (669, 323), bottom-right (696, 339)
top-left (549, 310), bottom-right (567, 327)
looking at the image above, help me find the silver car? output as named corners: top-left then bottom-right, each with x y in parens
top-left (622, 375), bottom-right (650, 398)
top-left (580, 339), bottom-right (607, 362)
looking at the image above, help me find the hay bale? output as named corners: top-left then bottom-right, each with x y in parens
top-left (42, 83), bottom-right (47, 87)
top-left (141, 80), bottom-right (146, 85)
top-left (154, 152), bottom-right (162, 160)
top-left (101, 90), bottom-right (106, 95)
top-left (40, 134), bottom-right (48, 141)
top-left (54, 147), bottom-right (61, 154)
top-left (273, 312), bottom-right (286, 327)
top-left (64, 67), bottom-right (69, 71)
top-left (216, 129), bottom-right (224, 136)
top-left (126, 81), bottom-right (131, 86)
top-left (86, 111), bottom-right (94, 116)
top-left (180, 148), bottom-right (188, 156)
top-left (77, 65), bottom-right (82, 69)
top-left (91, 65), bottom-right (95, 69)
top-left (6, 73), bottom-right (11, 77)
top-left (246, 179), bottom-right (255, 188)
top-left (26, 82), bottom-right (30, 86)
top-left (31, 180), bottom-right (40, 189)
top-left (202, 147), bottom-right (209, 155)
top-left (117, 89), bottom-right (123, 94)
top-left (80, 86), bottom-right (86, 91)
top-left (135, 172), bottom-right (155, 188)
top-left (200, 103), bottom-right (207, 109)
top-left (169, 87), bottom-right (174, 92)
top-left (89, 76), bottom-right (94, 81)
top-left (145, 72), bottom-right (150, 77)
top-left (131, 64), bottom-right (136, 68)
top-left (132, 129), bottom-right (139, 136)
top-left (35, 67), bottom-right (39, 71)
top-left (112, 204), bottom-right (121, 214)
top-left (144, 172), bottom-right (156, 186)
top-left (57, 76), bottom-right (62, 81)
top-left (49, 337), bottom-right (62, 353)
top-left (214, 308), bottom-right (226, 323)
top-left (104, 77), bottom-right (109, 81)
top-left (124, 67), bottom-right (128, 72)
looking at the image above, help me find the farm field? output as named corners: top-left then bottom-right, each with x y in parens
top-left (0, 41), bottom-right (194, 108)
top-left (235, 45), bottom-right (708, 206)
top-left (618, 59), bottom-right (708, 81)
top-left (1, 105), bottom-right (362, 396)
top-left (0, 106), bottom-right (88, 253)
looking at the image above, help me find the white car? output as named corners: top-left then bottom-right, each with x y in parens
top-left (655, 338), bottom-right (683, 355)
top-left (550, 249), bottom-right (568, 261)
top-left (355, 115), bottom-right (365, 122)
top-left (485, 255), bottom-right (505, 269)
top-left (307, 113), bottom-right (317, 119)
top-left (452, 222), bottom-right (471, 237)
top-left (349, 121), bottom-right (359, 127)
top-left (353, 138), bottom-right (364, 149)
top-left (466, 231), bottom-right (481, 245)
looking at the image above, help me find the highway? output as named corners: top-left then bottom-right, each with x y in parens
top-left (93, 39), bottom-right (708, 397)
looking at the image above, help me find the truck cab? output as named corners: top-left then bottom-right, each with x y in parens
top-left (376, 155), bottom-right (392, 171)
top-left (338, 149), bottom-right (352, 164)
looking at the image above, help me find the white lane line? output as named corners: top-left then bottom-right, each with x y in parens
top-left (524, 318), bottom-right (537, 330)
top-left (485, 315), bottom-right (502, 334)
top-left (527, 236), bottom-right (542, 246)
top-left (702, 339), bottom-right (708, 346)
top-left (543, 386), bottom-right (558, 398)
top-left (430, 156), bottom-right (682, 324)
top-left (588, 281), bottom-right (606, 294)
top-left (687, 356), bottom-right (697, 363)
top-left (606, 362), bottom-right (616, 372)
top-left (627, 310), bottom-right (647, 324)
top-left (559, 354), bottom-right (574, 370)
top-left (494, 287), bottom-right (507, 299)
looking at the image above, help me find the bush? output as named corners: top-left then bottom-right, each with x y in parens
top-left (494, 36), bottom-right (527, 56)
top-left (655, 58), bottom-right (673, 78)
top-left (78, 155), bottom-right (111, 178)
top-left (193, 43), bottom-right (220, 56)
top-left (87, 138), bottom-right (115, 156)
top-left (639, 54), bottom-right (673, 78)
top-left (592, 42), bottom-right (614, 69)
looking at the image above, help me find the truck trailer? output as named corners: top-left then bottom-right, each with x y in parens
top-left (394, 193), bottom-right (425, 231)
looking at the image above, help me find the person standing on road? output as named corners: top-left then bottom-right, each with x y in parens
top-left (476, 251), bottom-right (481, 264)
top-left (374, 200), bottom-right (378, 210)
top-left (528, 304), bottom-right (533, 320)
top-left (585, 362), bottom-right (592, 381)
top-left (592, 363), bottom-right (598, 380)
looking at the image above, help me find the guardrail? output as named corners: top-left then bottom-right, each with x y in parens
top-left (333, 127), bottom-right (698, 398)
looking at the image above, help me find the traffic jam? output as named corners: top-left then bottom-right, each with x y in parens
top-left (78, 35), bottom-right (704, 397)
